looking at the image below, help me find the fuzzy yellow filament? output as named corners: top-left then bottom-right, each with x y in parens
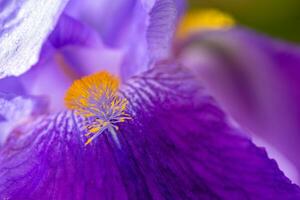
top-left (177, 9), bottom-right (235, 38)
top-left (65, 71), bottom-right (131, 145)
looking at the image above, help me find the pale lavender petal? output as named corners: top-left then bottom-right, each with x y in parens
top-left (0, 0), bottom-right (69, 78)
top-left (0, 64), bottom-right (299, 199)
top-left (65, 0), bottom-right (136, 47)
top-left (49, 14), bottom-right (102, 48)
top-left (12, 13), bottom-right (106, 112)
top-left (11, 14), bottom-right (122, 112)
top-left (64, 0), bottom-right (182, 80)
top-left (174, 0), bottom-right (186, 16)
top-left (121, 0), bottom-right (179, 80)
top-left (147, 0), bottom-right (179, 61)
top-left (177, 28), bottom-right (300, 182)
top-left (0, 93), bottom-right (48, 145)
top-left (0, 76), bottom-right (26, 95)
top-left (18, 53), bottom-right (73, 111)
top-left (60, 46), bottom-right (124, 77)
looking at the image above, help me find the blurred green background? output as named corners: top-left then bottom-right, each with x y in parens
top-left (189, 0), bottom-right (300, 43)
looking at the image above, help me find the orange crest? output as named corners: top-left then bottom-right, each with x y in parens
top-left (65, 71), bottom-right (131, 145)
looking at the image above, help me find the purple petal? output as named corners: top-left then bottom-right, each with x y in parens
top-left (18, 53), bottom-right (74, 111)
top-left (10, 13), bottom-right (116, 111)
top-left (49, 14), bottom-right (102, 48)
top-left (0, 77), bottom-right (26, 95)
top-left (0, 93), bottom-right (48, 145)
top-left (65, 0), bottom-right (182, 80)
top-left (177, 28), bottom-right (300, 182)
top-left (121, 0), bottom-right (180, 80)
top-left (0, 0), bottom-right (69, 78)
top-left (60, 46), bottom-right (124, 77)
top-left (0, 64), bottom-right (299, 199)
top-left (65, 0), bottom-right (136, 47)
top-left (174, 0), bottom-right (186, 16)
top-left (147, 0), bottom-right (179, 61)
top-left (14, 33), bottom-right (122, 111)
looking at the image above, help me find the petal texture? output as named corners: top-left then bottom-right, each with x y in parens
top-left (65, 0), bottom-right (136, 47)
top-left (65, 0), bottom-right (181, 80)
top-left (0, 65), bottom-right (299, 199)
top-left (121, 0), bottom-right (179, 80)
top-left (0, 76), bottom-right (26, 95)
top-left (18, 54), bottom-right (73, 111)
top-left (177, 28), bottom-right (300, 181)
top-left (0, 0), bottom-right (69, 78)
top-left (49, 14), bottom-right (101, 48)
top-left (0, 93), bottom-right (48, 145)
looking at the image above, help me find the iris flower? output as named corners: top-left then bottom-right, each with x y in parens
top-left (1, 0), bottom-right (300, 199)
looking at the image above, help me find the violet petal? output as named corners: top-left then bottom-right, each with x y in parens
top-left (18, 56), bottom-right (73, 111)
top-left (177, 28), bottom-right (300, 181)
top-left (49, 14), bottom-right (101, 48)
top-left (65, 0), bottom-right (136, 47)
top-left (0, 92), bottom-right (48, 145)
top-left (60, 0), bottom-right (182, 80)
top-left (121, 0), bottom-right (179, 80)
top-left (0, 64), bottom-right (299, 199)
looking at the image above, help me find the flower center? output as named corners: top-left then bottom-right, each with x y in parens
top-left (64, 71), bottom-right (131, 145)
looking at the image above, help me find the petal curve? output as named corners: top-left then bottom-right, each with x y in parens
top-left (0, 92), bottom-right (48, 145)
top-left (0, 0), bottom-right (69, 78)
top-left (121, 0), bottom-right (180, 80)
top-left (49, 14), bottom-right (102, 48)
top-left (176, 28), bottom-right (300, 181)
top-left (0, 64), bottom-right (299, 199)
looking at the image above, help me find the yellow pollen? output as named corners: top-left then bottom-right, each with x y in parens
top-left (64, 71), bottom-right (131, 145)
top-left (177, 9), bottom-right (235, 38)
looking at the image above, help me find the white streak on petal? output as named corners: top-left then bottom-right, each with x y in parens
top-left (0, 94), bottom-right (48, 144)
top-left (0, 0), bottom-right (69, 78)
